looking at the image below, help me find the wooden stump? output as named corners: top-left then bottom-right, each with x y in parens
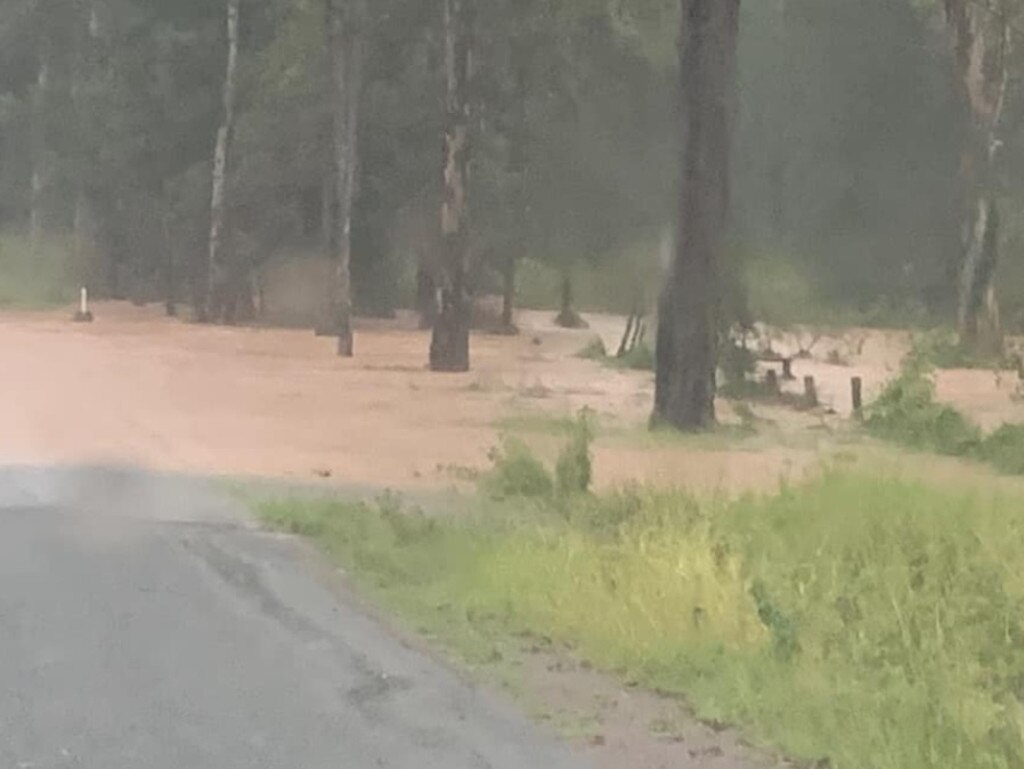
top-left (804, 375), bottom-right (818, 408)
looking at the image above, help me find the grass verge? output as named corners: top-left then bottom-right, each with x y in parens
top-left (254, 459), bottom-right (1024, 769)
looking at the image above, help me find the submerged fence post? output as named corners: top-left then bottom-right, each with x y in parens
top-left (851, 376), bottom-right (863, 419)
top-left (804, 375), bottom-right (818, 408)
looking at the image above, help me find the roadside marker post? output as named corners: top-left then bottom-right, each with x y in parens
top-left (73, 287), bottom-right (94, 323)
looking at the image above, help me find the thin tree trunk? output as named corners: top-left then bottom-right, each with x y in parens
top-left (326, 0), bottom-right (365, 357)
top-left (501, 53), bottom-right (529, 335)
top-left (417, 263), bottom-right (438, 329)
top-left (29, 55), bottom-right (50, 256)
top-left (202, 0), bottom-right (240, 323)
top-left (162, 195), bottom-right (177, 317)
top-left (501, 257), bottom-right (516, 331)
top-left (555, 272), bottom-right (581, 328)
top-left (430, 0), bottom-right (475, 372)
top-left (315, 131), bottom-right (339, 335)
top-left (945, 0), bottom-right (1009, 358)
top-left (653, 0), bottom-right (741, 431)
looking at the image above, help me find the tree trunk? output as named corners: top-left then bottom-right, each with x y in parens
top-left (162, 200), bottom-right (177, 317)
top-left (945, 0), bottom-right (1009, 358)
top-left (501, 52), bottom-right (529, 336)
top-left (501, 256), bottom-right (516, 331)
top-left (325, 0), bottom-right (365, 357)
top-left (430, 0), bottom-right (475, 373)
top-left (555, 272), bottom-right (584, 328)
top-left (202, 0), bottom-right (240, 323)
top-left (653, 0), bottom-right (741, 432)
top-left (29, 55), bottom-right (51, 256)
top-left (417, 264), bottom-right (438, 329)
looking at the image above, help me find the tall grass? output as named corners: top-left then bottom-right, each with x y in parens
top-left (257, 467), bottom-right (1024, 769)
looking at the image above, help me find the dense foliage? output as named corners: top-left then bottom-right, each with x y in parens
top-left (3, 0), bottom-right (1023, 325)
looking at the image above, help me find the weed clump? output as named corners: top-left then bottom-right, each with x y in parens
top-left (555, 409), bottom-right (595, 497)
top-left (613, 341), bottom-right (654, 371)
top-left (865, 358), bottom-right (980, 455)
top-left (977, 424), bottom-right (1024, 474)
top-left (483, 436), bottom-right (554, 499)
top-left (576, 337), bottom-right (608, 361)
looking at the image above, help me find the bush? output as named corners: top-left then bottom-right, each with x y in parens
top-left (483, 436), bottom-right (554, 499)
top-left (611, 341), bottom-right (654, 371)
top-left (555, 410), bottom-right (594, 496)
top-left (909, 328), bottom-right (1012, 371)
top-left (978, 424), bottom-right (1024, 475)
top-left (865, 359), bottom-right (981, 455)
top-left (576, 337), bottom-right (608, 361)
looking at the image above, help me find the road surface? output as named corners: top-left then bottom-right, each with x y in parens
top-left (0, 466), bottom-right (588, 769)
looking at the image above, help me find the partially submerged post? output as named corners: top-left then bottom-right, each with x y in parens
top-left (803, 375), bottom-right (818, 408)
top-left (73, 287), bottom-right (94, 323)
top-left (851, 376), bottom-right (863, 418)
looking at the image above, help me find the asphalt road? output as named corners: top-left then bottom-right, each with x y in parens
top-left (0, 466), bottom-right (589, 769)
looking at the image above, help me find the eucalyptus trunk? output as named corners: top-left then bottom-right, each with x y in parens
top-left (203, 0), bottom-right (240, 323)
top-left (945, 0), bottom-right (1009, 359)
top-left (325, 0), bottom-right (366, 356)
top-left (430, 0), bottom-right (475, 372)
top-left (653, 0), bottom-right (741, 431)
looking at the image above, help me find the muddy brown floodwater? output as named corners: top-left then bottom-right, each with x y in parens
top-left (0, 302), bottom-right (1019, 495)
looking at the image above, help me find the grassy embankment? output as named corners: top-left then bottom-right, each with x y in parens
top-left (255, 408), bottom-right (1024, 769)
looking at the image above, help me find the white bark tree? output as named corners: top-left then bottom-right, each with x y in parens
top-left (203, 0), bottom-right (241, 323)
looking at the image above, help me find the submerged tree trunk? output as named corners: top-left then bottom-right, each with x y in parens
top-left (653, 0), bottom-right (741, 431)
top-left (555, 272), bottom-right (586, 329)
top-left (501, 257), bottom-right (516, 331)
top-left (430, 0), bottom-right (475, 372)
top-left (162, 201), bottom-right (176, 317)
top-left (202, 0), bottom-right (240, 323)
top-left (325, 0), bottom-right (365, 357)
top-left (945, 0), bottom-right (1009, 359)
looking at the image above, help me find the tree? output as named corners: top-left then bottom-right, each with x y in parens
top-left (653, 0), bottom-right (741, 431)
top-left (325, 0), bottom-right (366, 356)
top-left (944, 0), bottom-right (1012, 357)
top-left (203, 0), bottom-right (241, 323)
top-left (430, 0), bottom-right (475, 372)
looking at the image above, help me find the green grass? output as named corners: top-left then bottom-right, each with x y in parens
top-left (606, 342), bottom-right (654, 371)
top-left (0, 232), bottom-right (75, 309)
top-left (255, 464), bottom-right (1024, 769)
top-left (864, 355), bottom-right (1024, 475)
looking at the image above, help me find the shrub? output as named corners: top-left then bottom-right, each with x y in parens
top-left (865, 359), bottom-right (981, 455)
top-left (978, 424), bottom-right (1024, 475)
top-left (909, 328), bottom-right (1011, 371)
top-left (576, 337), bottom-right (608, 361)
top-left (483, 436), bottom-right (554, 499)
top-left (613, 341), bottom-right (654, 371)
top-left (555, 410), bottom-right (595, 497)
